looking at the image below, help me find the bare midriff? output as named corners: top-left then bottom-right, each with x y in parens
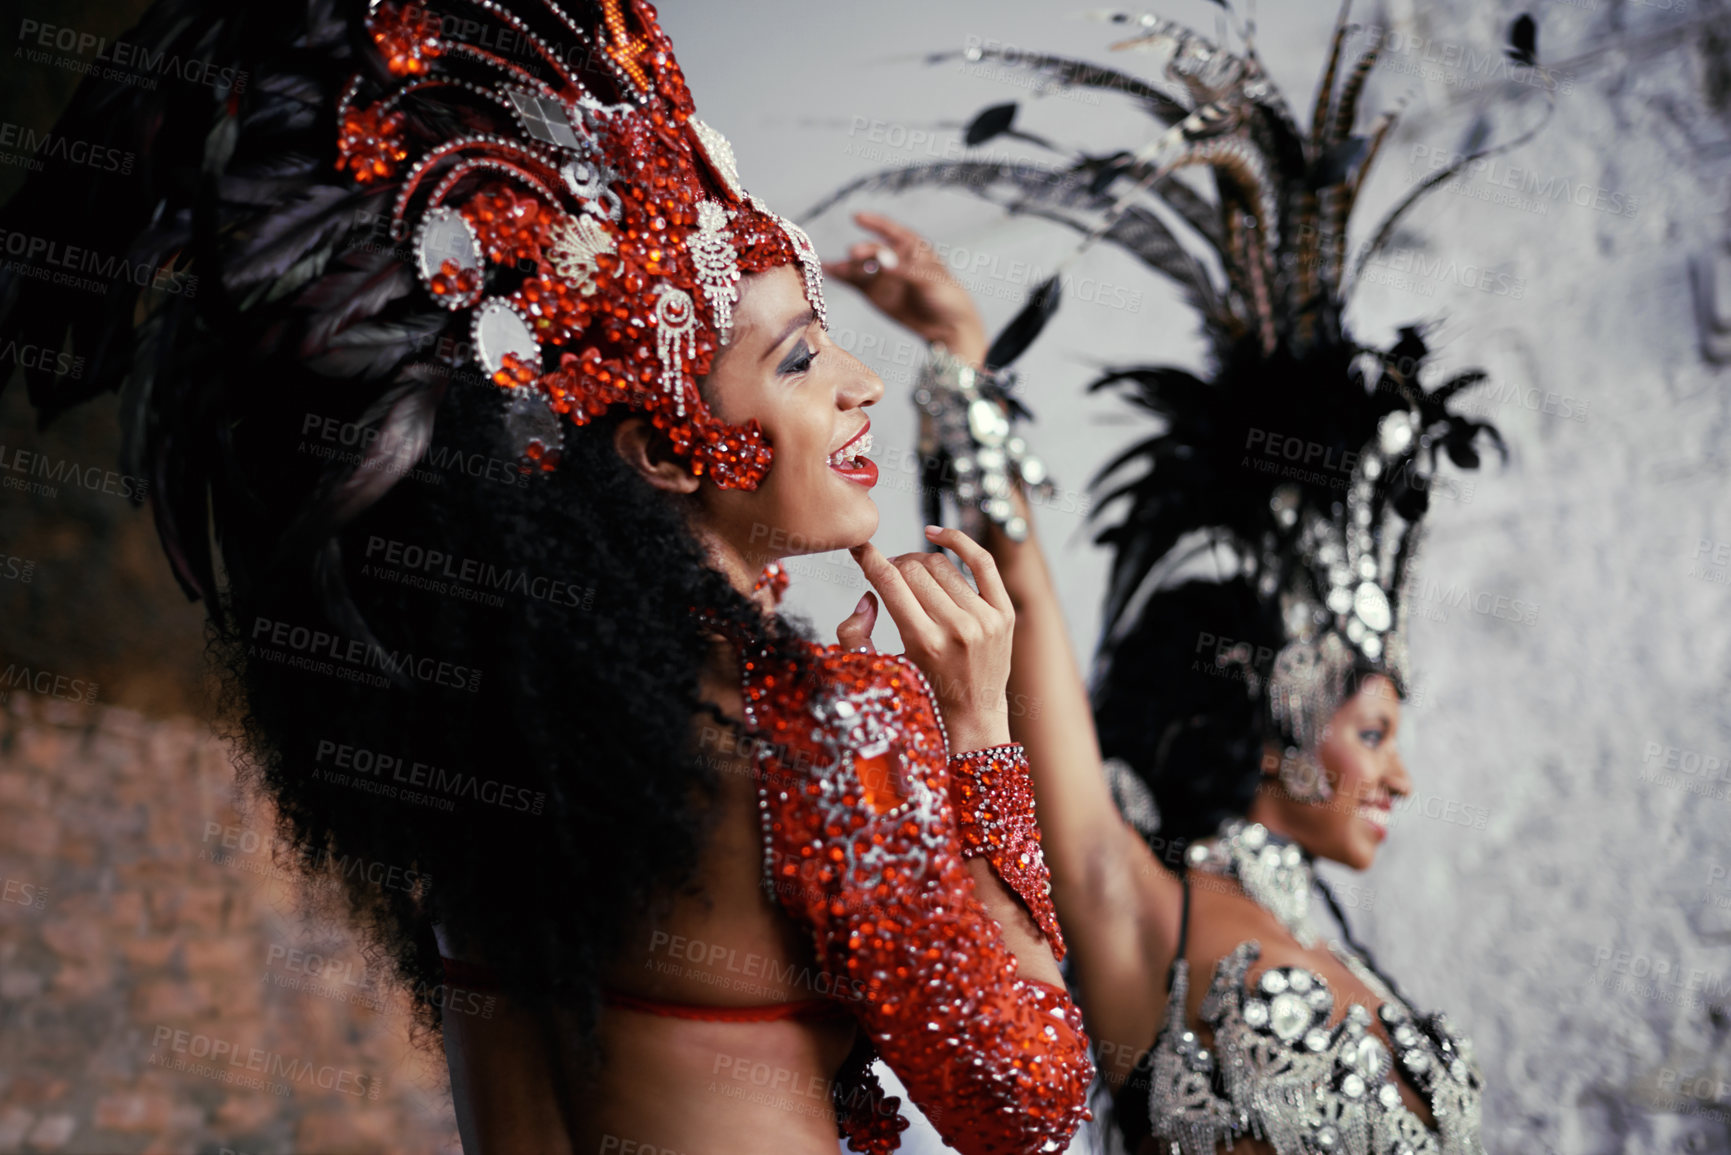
top-left (441, 721), bottom-right (863, 1155)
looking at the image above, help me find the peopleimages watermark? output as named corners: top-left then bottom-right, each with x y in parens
top-left (248, 614), bottom-right (483, 693)
top-left (926, 239), bottom-right (1143, 314)
top-left (148, 1026), bottom-right (380, 1098)
top-left (1638, 740), bottom-right (1731, 802)
top-left (0, 873), bottom-right (48, 910)
top-left (0, 336), bottom-right (83, 379)
top-left (1292, 223), bottom-right (1529, 305)
top-left (955, 35), bottom-right (1104, 106)
top-left (1400, 573), bottom-right (1540, 628)
top-left (382, 4), bottom-right (604, 74)
top-left (299, 411), bottom-right (530, 490)
top-left (1688, 538), bottom-right (1731, 588)
top-left (646, 930), bottom-right (867, 1003)
top-left (16, 19), bottom-right (249, 94)
top-left (1588, 947), bottom-right (1731, 1010)
top-left (598, 1138), bottom-right (688, 1155)
top-left (312, 737), bottom-right (547, 815)
top-left (1650, 1068), bottom-right (1730, 1122)
top-left (200, 821), bottom-right (430, 895)
top-left (1407, 144), bottom-right (1640, 220)
top-left (0, 443), bottom-right (148, 502)
top-left (0, 662), bottom-right (97, 705)
top-left (1701, 862), bottom-right (1731, 912)
top-left (362, 535), bottom-right (595, 611)
top-left (0, 120), bottom-right (134, 174)
top-left (1243, 427), bottom-right (1359, 489)
top-left (0, 228), bottom-right (198, 297)
top-left (1358, 24), bottom-right (1575, 94)
top-left (263, 942), bottom-right (388, 1013)
top-left (707, 1051), bottom-right (908, 1127)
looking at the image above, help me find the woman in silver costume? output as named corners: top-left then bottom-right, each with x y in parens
top-left (821, 6), bottom-right (1553, 1153)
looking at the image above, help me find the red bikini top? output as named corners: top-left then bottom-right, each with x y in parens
top-left (738, 637), bottom-right (1094, 1155)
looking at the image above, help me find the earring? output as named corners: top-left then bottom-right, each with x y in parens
top-left (1276, 744), bottom-right (1334, 804)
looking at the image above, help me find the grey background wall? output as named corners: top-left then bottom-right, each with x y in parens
top-left (661, 1), bottom-right (1731, 1151)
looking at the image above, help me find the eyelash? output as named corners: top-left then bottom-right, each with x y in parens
top-left (1360, 729), bottom-right (1386, 748)
top-left (781, 343), bottom-right (818, 376)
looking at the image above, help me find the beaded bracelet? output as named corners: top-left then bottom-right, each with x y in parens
top-left (914, 344), bottom-right (1055, 542)
top-left (947, 742), bottom-right (1067, 958)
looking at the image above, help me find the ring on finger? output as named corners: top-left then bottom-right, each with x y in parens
top-left (861, 246), bottom-right (898, 277)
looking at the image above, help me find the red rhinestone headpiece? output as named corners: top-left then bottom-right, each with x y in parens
top-left (335, 0), bottom-right (827, 488)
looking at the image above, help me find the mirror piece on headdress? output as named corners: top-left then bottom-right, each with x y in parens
top-left (415, 206), bottom-right (485, 310)
top-left (473, 299), bottom-right (540, 378)
top-left (1353, 582), bottom-right (1392, 633)
top-left (1379, 410), bottom-right (1415, 456)
top-left (506, 88), bottom-right (587, 152)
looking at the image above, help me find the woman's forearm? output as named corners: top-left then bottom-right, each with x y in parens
top-left (982, 494), bottom-right (1130, 895)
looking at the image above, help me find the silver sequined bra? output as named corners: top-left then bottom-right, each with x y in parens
top-left (1131, 823), bottom-right (1486, 1155)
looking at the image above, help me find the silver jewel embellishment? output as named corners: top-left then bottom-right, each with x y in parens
top-left (546, 212), bottom-right (616, 296)
top-left (1188, 819), bottom-right (1318, 945)
top-left (653, 284), bottom-right (699, 417)
top-left (1146, 815), bottom-right (1488, 1154)
top-left (690, 118), bottom-right (745, 199)
top-left (560, 156), bottom-right (623, 221)
top-left (914, 344), bottom-right (1056, 543)
top-left (690, 200), bottom-right (742, 343)
top-left (748, 193), bottom-right (827, 329)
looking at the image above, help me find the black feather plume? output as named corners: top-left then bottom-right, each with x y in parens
top-left (985, 275), bottom-right (1063, 371)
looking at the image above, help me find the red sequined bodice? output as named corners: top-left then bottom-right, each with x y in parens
top-left (739, 639), bottom-right (1094, 1155)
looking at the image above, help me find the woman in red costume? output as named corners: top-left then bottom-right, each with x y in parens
top-left (0, 1), bottom-right (1092, 1152)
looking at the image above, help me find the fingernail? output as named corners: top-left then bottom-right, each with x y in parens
top-left (923, 525), bottom-right (942, 538)
top-left (853, 593), bottom-right (871, 615)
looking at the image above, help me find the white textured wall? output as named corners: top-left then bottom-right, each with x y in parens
top-left (664, 0), bottom-right (1731, 1151)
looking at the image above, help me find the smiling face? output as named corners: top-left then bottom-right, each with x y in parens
top-left (1254, 673), bottom-right (1412, 870)
top-left (691, 263), bottom-right (885, 567)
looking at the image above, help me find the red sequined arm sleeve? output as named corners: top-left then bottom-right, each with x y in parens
top-left (744, 645), bottom-right (1094, 1155)
top-left (949, 742), bottom-right (1068, 960)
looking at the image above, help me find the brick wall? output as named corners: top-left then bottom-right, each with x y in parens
top-left (0, 694), bottom-right (459, 1154)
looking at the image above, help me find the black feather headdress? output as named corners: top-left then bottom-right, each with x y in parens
top-left (815, 4), bottom-right (1547, 803)
top-left (0, 0), bottom-right (436, 625)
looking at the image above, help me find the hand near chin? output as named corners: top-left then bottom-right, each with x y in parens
top-left (842, 525), bottom-right (1014, 754)
top-left (823, 211), bottom-right (987, 364)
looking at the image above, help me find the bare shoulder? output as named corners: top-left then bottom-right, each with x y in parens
top-left (1180, 877), bottom-right (1383, 1031)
